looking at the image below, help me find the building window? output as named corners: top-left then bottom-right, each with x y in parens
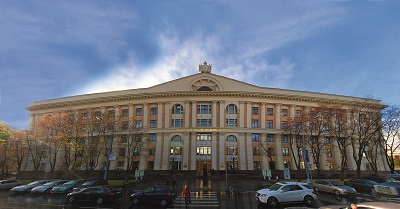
top-left (119, 148), bottom-right (126, 156)
top-left (197, 104), bottom-right (211, 114)
top-left (284, 161), bottom-right (291, 169)
top-left (252, 133), bottom-right (260, 142)
top-left (311, 136), bottom-right (317, 144)
top-left (197, 146), bottom-right (211, 155)
top-left (197, 133), bottom-right (211, 141)
top-left (171, 146), bottom-right (182, 155)
top-left (226, 119), bottom-right (237, 127)
top-left (254, 161), bottom-right (261, 170)
top-left (149, 133), bottom-right (156, 142)
top-left (150, 107), bottom-right (157, 115)
top-left (122, 109), bottom-right (129, 117)
top-left (323, 124), bottom-right (329, 131)
top-left (136, 120), bottom-right (143, 128)
top-left (147, 161), bottom-right (154, 170)
top-left (252, 120), bottom-right (259, 128)
top-left (173, 104), bottom-right (183, 114)
top-left (324, 137), bottom-right (330, 143)
top-left (365, 163), bottom-right (371, 171)
top-left (121, 121), bottom-right (128, 130)
top-left (281, 109), bottom-right (288, 116)
top-left (171, 135), bottom-right (182, 142)
top-left (252, 107), bottom-right (259, 115)
top-left (268, 148), bottom-right (275, 156)
top-left (295, 122), bottom-right (302, 129)
top-left (117, 161), bottom-right (124, 169)
top-left (148, 147), bottom-right (155, 155)
top-left (150, 120), bottom-right (157, 128)
top-left (226, 104), bottom-right (237, 114)
top-left (171, 119), bottom-right (183, 127)
top-left (226, 135), bottom-right (237, 142)
top-left (281, 135), bottom-right (289, 143)
top-left (327, 162), bottom-right (333, 170)
top-left (282, 148), bottom-right (289, 156)
top-left (326, 149), bottom-right (332, 157)
top-left (267, 134), bottom-right (274, 142)
top-left (81, 112), bottom-right (88, 120)
top-left (120, 135), bottom-right (127, 143)
top-left (136, 108), bottom-right (143, 116)
top-left (296, 135), bottom-right (303, 143)
top-left (197, 119), bottom-right (211, 127)
top-left (108, 110), bottom-right (115, 118)
top-left (253, 147), bottom-right (260, 155)
top-left (267, 120), bottom-right (273, 128)
top-left (267, 108), bottom-right (273, 115)
top-left (281, 121), bottom-right (287, 129)
top-left (227, 146), bottom-right (237, 155)
top-left (296, 109), bottom-right (302, 116)
top-left (133, 148), bottom-right (140, 156)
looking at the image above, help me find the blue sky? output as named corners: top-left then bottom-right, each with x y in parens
top-left (1, 0), bottom-right (399, 130)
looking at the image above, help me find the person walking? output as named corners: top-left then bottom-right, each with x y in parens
top-left (181, 184), bottom-right (191, 208)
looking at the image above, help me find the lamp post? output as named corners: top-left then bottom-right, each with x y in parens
top-left (170, 153), bottom-right (175, 174)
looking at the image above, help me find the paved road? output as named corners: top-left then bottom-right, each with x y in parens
top-left (1, 178), bottom-right (400, 209)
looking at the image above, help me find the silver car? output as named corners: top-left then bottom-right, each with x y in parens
top-left (10, 180), bottom-right (50, 193)
top-left (313, 180), bottom-right (356, 196)
top-left (31, 180), bottom-right (69, 194)
top-left (0, 180), bottom-right (21, 190)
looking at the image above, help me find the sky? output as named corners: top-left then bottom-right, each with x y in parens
top-left (1, 0), bottom-right (400, 130)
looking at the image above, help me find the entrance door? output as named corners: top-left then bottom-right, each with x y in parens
top-left (196, 161), bottom-right (211, 177)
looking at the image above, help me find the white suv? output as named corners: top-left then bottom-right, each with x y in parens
top-left (255, 182), bottom-right (317, 207)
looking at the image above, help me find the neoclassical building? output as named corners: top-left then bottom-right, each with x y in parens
top-left (24, 62), bottom-right (389, 176)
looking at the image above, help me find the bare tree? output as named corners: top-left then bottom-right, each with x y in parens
top-left (380, 105), bottom-right (400, 174)
top-left (24, 128), bottom-right (46, 180)
top-left (9, 130), bottom-right (28, 179)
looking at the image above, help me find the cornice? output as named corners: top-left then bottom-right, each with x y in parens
top-left (26, 91), bottom-right (385, 111)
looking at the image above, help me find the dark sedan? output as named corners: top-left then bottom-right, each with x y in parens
top-left (72, 179), bottom-right (108, 192)
top-left (130, 186), bottom-right (177, 207)
top-left (66, 186), bottom-right (122, 205)
top-left (344, 179), bottom-right (378, 193)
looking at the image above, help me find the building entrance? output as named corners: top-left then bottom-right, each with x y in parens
top-left (196, 161), bottom-right (211, 177)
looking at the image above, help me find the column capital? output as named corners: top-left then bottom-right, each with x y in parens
top-left (141, 102), bottom-right (148, 105)
top-left (239, 101), bottom-right (246, 104)
top-left (246, 101), bottom-right (252, 104)
top-left (157, 101), bottom-right (163, 105)
top-left (212, 100), bottom-right (218, 103)
top-left (219, 100), bottom-right (226, 104)
top-left (190, 100), bottom-right (197, 103)
top-left (184, 100), bottom-right (190, 104)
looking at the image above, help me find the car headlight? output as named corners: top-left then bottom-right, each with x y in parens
top-left (261, 194), bottom-right (267, 197)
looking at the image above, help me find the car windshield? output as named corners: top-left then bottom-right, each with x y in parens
top-left (27, 181), bottom-right (42, 185)
top-left (329, 181), bottom-right (344, 186)
top-left (43, 181), bottom-right (57, 186)
top-left (64, 181), bottom-right (78, 185)
top-left (82, 181), bottom-right (95, 186)
top-left (268, 183), bottom-right (282, 191)
top-left (365, 180), bottom-right (378, 185)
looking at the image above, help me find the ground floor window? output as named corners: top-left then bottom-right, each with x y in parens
top-left (254, 161), bottom-right (261, 170)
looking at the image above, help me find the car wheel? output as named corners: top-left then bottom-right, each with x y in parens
top-left (267, 197), bottom-right (279, 207)
top-left (131, 197), bottom-right (139, 205)
top-left (160, 199), bottom-right (167, 207)
top-left (303, 195), bottom-right (315, 207)
top-left (371, 187), bottom-right (376, 194)
top-left (334, 190), bottom-right (340, 196)
top-left (67, 196), bottom-right (74, 203)
top-left (96, 197), bottom-right (104, 205)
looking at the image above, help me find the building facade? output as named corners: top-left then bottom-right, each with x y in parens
top-left (24, 62), bottom-right (389, 175)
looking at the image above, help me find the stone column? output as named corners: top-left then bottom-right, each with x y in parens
top-left (143, 102), bottom-right (148, 128)
top-left (333, 142), bottom-right (341, 170)
top-left (291, 146), bottom-right (298, 170)
top-left (275, 104), bottom-right (281, 129)
top-left (320, 139), bottom-right (328, 170)
top-left (128, 103), bottom-right (134, 121)
top-left (161, 133), bottom-right (170, 170)
top-left (239, 101), bottom-right (245, 128)
top-left (191, 100), bottom-right (197, 128)
top-left (165, 102), bottom-right (170, 128)
top-left (184, 101), bottom-right (190, 128)
top-left (157, 102), bottom-right (163, 128)
top-left (290, 105), bottom-right (295, 118)
top-left (219, 100), bottom-right (225, 127)
top-left (190, 133), bottom-right (197, 170)
top-left (261, 134), bottom-right (269, 170)
top-left (212, 100), bottom-right (217, 127)
top-left (183, 133), bottom-right (190, 170)
top-left (246, 133), bottom-right (254, 170)
top-left (154, 133), bottom-right (162, 170)
top-left (212, 132), bottom-right (218, 170)
top-left (246, 101), bottom-right (252, 128)
top-left (261, 103), bottom-right (266, 129)
top-left (29, 114), bottom-right (35, 130)
top-left (219, 133), bottom-right (226, 170)
top-left (239, 133), bottom-right (246, 170)
top-left (275, 134), bottom-right (284, 170)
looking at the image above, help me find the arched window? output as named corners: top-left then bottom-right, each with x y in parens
top-left (226, 104), bottom-right (237, 114)
top-left (197, 86), bottom-right (212, 91)
top-left (171, 135), bottom-right (182, 142)
top-left (172, 104), bottom-right (184, 114)
top-left (226, 135), bottom-right (237, 142)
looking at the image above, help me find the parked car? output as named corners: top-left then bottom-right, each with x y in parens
top-left (10, 180), bottom-right (51, 193)
top-left (364, 175), bottom-right (400, 196)
top-left (313, 180), bottom-right (356, 196)
top-left (130, 185), bottom-right (177, 207)
top-left (0, 179), bottom-right (21, 190)
top-left (320, 201), bottom-right (400, 209)
top-left (51, 179), bottom-right (85, 194)
top-left (31, 180), bottom-right (69, 194)
top-left (344, 179), bottom-right (379, 193)
top-left (72, 179), bottom-right (108, 192)
top-left (66, 186), bottom-right (122, 205)
top-left (255, 182), bottom-right (317, 207)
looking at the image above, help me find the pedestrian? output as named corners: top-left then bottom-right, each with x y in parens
top-left (182, 184), bottom-right (191, 208)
